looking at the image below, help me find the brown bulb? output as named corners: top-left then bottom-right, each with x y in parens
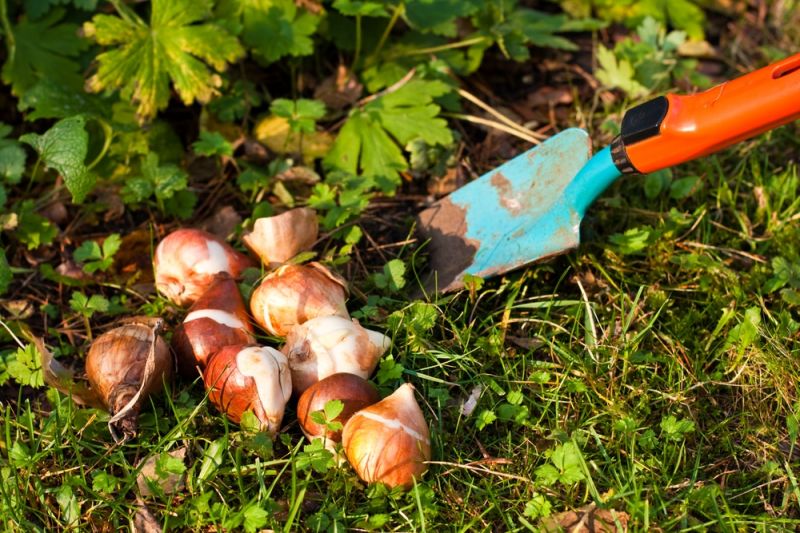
top-left (154, 228), bottom-right (254, 306)
top-left (172, 273), bottom-right (255, 377)
top-left (203, 344), bottom-right (292, 436)
top-left (243, 207), bottom-right (319, 267)
top-left (85, 317), bottom-right (173, 439)
top-left (249, 262), bottom-right (348, 337)
top-left (342, 383), bottom-right (431, 489)
top-left (296, 373), bottom-right (380, 442)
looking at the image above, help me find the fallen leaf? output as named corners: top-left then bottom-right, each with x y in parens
top-left (539, 503), bottom-right (629, 532)
top-left (133, 498), bottom-right (161, 533)
top-left (313, 65), bottom-right (363, 110)
top-left (254, 115), bottom-right (333, 163)
top-left (198, 205), bottom-right (242, 239)
top-left (137, 446), bottom-right (188, 498)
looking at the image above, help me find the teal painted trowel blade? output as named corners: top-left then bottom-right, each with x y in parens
top-left (417, 128), bottom-right (622, 292)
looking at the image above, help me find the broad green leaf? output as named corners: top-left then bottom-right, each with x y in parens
top-left (91, 472), bottom-right (119, 494)
top-left (270, 98), bottom-right (326, 133)
top-left (325, 79), bottom-right (453, 191)
top-left (192, 131), bottom-right (234, 157)
top-left (636, 0), bottom-right (705, 41)
top-left (1, 9), bottom-right (88, 97)
top-left (19, 116), bottom-right (94, 203)
top-left (660, 415), bottom-right (696, 441)
top-left (220, 0), bottom-right (321, 64)
top-left (404, 0), bottom-right (480, 36)
top-left (242, 503), bottom-right (268, 533)
top-left (84, 0), bottom-right (244, 121)
top-left (595, 45), bottom-right (648, 98)
top-left (55, 484), bottom-right (80, 528)
top-left (332, 0), bottom-right (390, 17)
top-left (69, 292), bottom-right (110, 317)
top-left (24, 0), bottom-right (97, 20)
top-left (19, 79), bottom-right (110, 121)
top-left (6, 344), bottom-right (44, 388)
top-left (608, 227), bottom-right (651, 255)
top-left (0, 124), bottom-right (26, 184)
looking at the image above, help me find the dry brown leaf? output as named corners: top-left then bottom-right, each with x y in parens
top-left (198, 205), bottom-right (243, 239)
top-left (133, 499), bottom-right (162, 533)
top-left (540, 504), bottom-right (629, 532)
top-left (253, 115), bottom-right (333, 163)
top-left (313, 65), bottom-right (363, 110)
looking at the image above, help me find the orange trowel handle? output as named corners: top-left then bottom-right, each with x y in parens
top-left (612, 52), bottom-right (800, 175)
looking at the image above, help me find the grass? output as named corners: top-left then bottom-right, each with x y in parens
top-left (2, 110), bottom-right (800, 533)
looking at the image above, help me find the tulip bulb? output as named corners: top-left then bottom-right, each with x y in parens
top-left (282, 316), bottom-right (390, 394)
top-left (172, 273), bottom-right (255, 377)
top-left (154, 228), bottom-right (254, 306)
top-left (203, 344), bottom-right (292, 436)
top-left (243, 208), bottom-right (319, 267)
top-left (342, 383), bottom-right (431, 489)
top-left (296, 373), bottom-right (380, 442)
top-left (249, 262), bottom-right (348, 337)
top-left (85, 317), bottom-right (173, 439)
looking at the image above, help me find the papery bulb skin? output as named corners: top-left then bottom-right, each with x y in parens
top-left (85, 318), bottom-right (173, 437)
top-left (342, 383), bottom-right (431, 489)
top-left (243, 208), bottom-right (319, 267)
top-left (172, 273), bottom-right (255, 377)
top-left (296, 373), bottom-right (380, 442)
top-left (203, 344), bottom-right (292, 436)
top-left (281, 316), bottom-right (390, 395)
top-left (249, 262), bottom-right (348, 337)
top-left (154, 228), bottom-right (254, 306)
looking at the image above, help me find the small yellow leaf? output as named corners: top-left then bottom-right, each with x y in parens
top-left (253, 115), bottom-right (333, 163)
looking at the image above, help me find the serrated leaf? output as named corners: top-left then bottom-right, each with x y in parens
top-left (6, 344), bottom-right (44, 388)
top-left (19, 115), bottom-right (94, 203)
top-left (324, 79), bottom-right (453, 191)
top-left (1, 9), bottom-right (88, 97)
top-left (242, 503), bottom-right (268, 533)
top-left (595, 45), bottom-right (649, 98)
top-left (192, 131), bottom-right (234, 157)
top-left (221, 0), bottom-right (321, 64)
top-left (84, 0), bottom-right (244, 121)
top-left (91, 471), bottom-right (119, 494)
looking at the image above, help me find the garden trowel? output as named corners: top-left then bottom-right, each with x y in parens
top-left (418, 52), bottom-right (800, 292)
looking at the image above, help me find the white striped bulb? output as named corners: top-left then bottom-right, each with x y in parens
top-left (341, 383), bottom-right (431, 489)
top-left (203, 344), bottom-right (292, 436)
top-left (282, 316), bottom-right (390, 395)
top-left (172, 274), bottom-right (255, 376)
top-left (249, 262), bottom-right (348, 337)
top-left (154, 228), bottom-right (254, 306)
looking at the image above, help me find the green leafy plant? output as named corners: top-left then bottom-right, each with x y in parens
top-left (325, 78), bottom-right (453, 192)
top-left (73, 234), bottom-right (121, 274)
top-left (595, 17), bottom-right (709, 99)
top-left (20, 115), bottom-right (97, 203)
top-left (83, 0), bottom-right (244, 121)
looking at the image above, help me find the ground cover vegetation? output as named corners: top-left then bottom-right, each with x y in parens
top-left (0, 0), bottom-right (799, 530)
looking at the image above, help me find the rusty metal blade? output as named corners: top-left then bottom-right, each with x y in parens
top-left (418, 128), bottom-right (616, 292)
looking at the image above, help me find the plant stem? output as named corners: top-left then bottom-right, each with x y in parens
top-left (352, 14), bottom-right (362, 71)
top-left (107, 0), bottom-right (144, 26)
top-left (442, 112), bottom-right (545, 145)
top-left (0, 0), bottom-right (14, 62)
top-left (457, 88), bottom-right (546, 140)
top-left (390, 36), bottom-right (488, 59)
top-left (372, 3), bottom-right (403, 62)
top-left (86, 118), bottom-right (114, 171)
